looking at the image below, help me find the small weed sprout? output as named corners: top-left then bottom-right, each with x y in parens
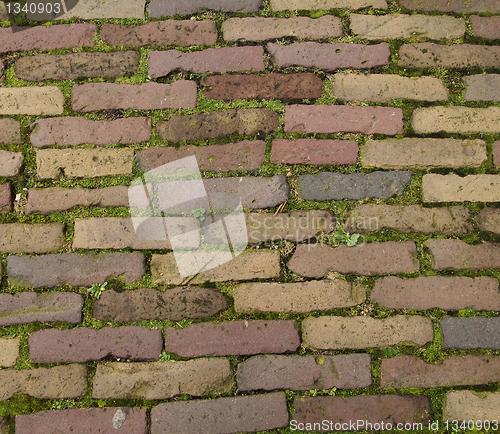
top-left (334, 226), bottom-right (362, 247)
top-left (87, 282), bottom-right (107, 299)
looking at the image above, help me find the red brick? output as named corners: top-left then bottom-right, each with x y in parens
top-left (267, 42), bottom-right (390, 70)
top-left (148, 46), bottom-right (264, 77)
top-left (149, 0), bottom-right (263, 16)
top-left (271, 139), bottom-right (358, 165)
top-left (164, 320), bottom-right (300, 357)
top-left (72, 81), bottom-right (197, 112)
top-left (399, 0), bottom-right (500, 12)
top-left (284, 105), bottom-right (403, 135)
top-left (471, 15), bottom-right (500, 39)
top-left (27, 0), bottom-right (146, 19)
top-left (0, 223), bottom-right (65, 253)
top-left (0, 118), bottom-right (21, 144)
top-left (271, 0), bottom-right (388, 9)
top-left (478, 207), bottom-right (500, 234)
top-left (0, 183), bottom-right (12, 213)
top-left (100, 20), bottom-right (217, 47)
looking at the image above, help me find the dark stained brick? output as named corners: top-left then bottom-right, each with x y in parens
top-left (149, 0), bottom-right (262, 16)
top-left (471, 15), bottom-right (500, 39)
top-left (442, 317), bottom-right (500, 349)
top-left (0, 223), bottom-right (65, 253)
top-left (478, 207), bottom-right (500, 234)
top-left (0, 118), bottom-right (21, 144)
top-left (164, 320), bottom-right (300, 357)
top-left (0, 183), bottom-right (12, 214)
top-left (0, 150), bottom-right (23, 177)
top-left (399, 0), bottom-right (500, 12)
top-left (271, 139), bottom-right (359, 165)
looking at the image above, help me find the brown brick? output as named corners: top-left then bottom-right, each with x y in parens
top-left (478, 208), bottom-right (500, 234)
top-left (288, 242), bottom-right (419, 277)
top-left (202, 73), bottom-right (323, 100)
top-left (100, 20), bottom-right (217, 47)
top-left (223, 16), bottom-right (342, 42)
top-left (443, 391), bottom-right (500, 422)
top-left (303, 316), bottom-right (433, 350)
top-left (495, 141), bottom-right (500, 166)
top-left (151, 393), bottom-right (288, 434)
top-left (0, 223), bottom-right (65, 253)
top-left (29, 327), bottom-right (162, 363)
top-left (0, 87), bottom-right (64, 115)
top-left (0, 365), bottom-right (87, 400)
top-left (72, 81), bottom-right (196, 111)
top-left (164, 320), bottom-right (300, 357)
top-left (271, 0), bottom-right (388, 10)
top-left (149, 0), bottom-right (262, 16)
top-left (148, 47), bottom-right (264, 77)
top-left (465, 74), bottom-right (500, 101)
top-left (0, 150), bottom-right (23, 177)
top-left (268, 42), bottom-right (390, 70)
top-left (157, 108), bottom-right (279, 142)
top-left (334, 73), bottom-right (448, 102)
top-left (234, 279), bottom-right (366, 314)
top-left (399, 43), bottom-right (500, 68)
top-left (31, 117), bottom-right (152, 147)
top-left (271, 139), bottom-right (358, 165)
top-left (7, 252), bottom-right (145, 288)
top-left (93, 358), bottom-right (233, 399)
top-left (422, 174), bottom-right (500, 202)
top-left (0, 183), bottom-right (12, 213)
top-left (0, 338), bottom-right (20, 368)
top-left (427, 238), bottom-right (500, 270)
top-left (93, 287), bottom-right (228, 322)
top-left (399, 0), bottom-right (500, 12)
top-left (350, 13), bottom-right (465, 40)
top-left (15, 408), bottom-right (148, 434)
top-left (238, 354), bottom-right (371, 392)
top-left (471, 15), bottom-right (500, 39)
top-left (25, 186), bottom-right (130, 215)
top-left (151, 250), bottom-right (280, 285)
top-left (345, 204), bottom-right (473, 235)
top-left (0, 118), bottom-right (21, 143)
top-left (0, 24), bottom-right (95, 53)
top-left (285, 105), bottom-right (403, 134)
top-left (136, 141), bottom-right (266, 172)
top-left (292, 395), bottom-right (431, 430)
top-left (372, 276), bottom-right (500, 310)
top-left (0, 292), bottom-right (83, 326)
top-left (36, 148), bottom-right (134, 179)
top-left (382, 355), bottom-right (500, 388)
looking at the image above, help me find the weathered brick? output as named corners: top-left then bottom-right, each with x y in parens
top-left (0, 417), bottom-right (5, 434)
top-left (399, 43), bottom-right (500, 68)
top-left (93, 287), bottom-right (228, 322)
top-left (372, 276), bottom-right (500, 310)
top-left (465, 74), bottom-right (500, 101)
top-left (164, 320), bottom-right (300, 357)
top-left (0, 87), bottom-right (64, 115)
top-left (285, 105), bottom-right (403, 135)
top-left (381, 355), bottom-right (500, 388)
top-left (223, 16), bottom-right (342, 41)
top-left (151, 393), bottom-right (288, 434)
top-left (361, 138), bottom-right (486, 169)
top-left (344, 204), bottom-right (473, 235)
top-left (0, 150), bottom-right (23, 177)
top-left (72, 81), bottom-right (197, 112)
top-left (31, 117), bottom-right (151, 147)
top-left (202, 73), bottom-right (323, 100)
top-left (303, 316), bottom-right (433, 350)
top-left (271, 0), bottom-right (388, 10)
top-left (157, 108), bottom-right (279, 142)
top-left (0, 118), bottom-right (21, 143)
top-left (93, 358), bottom-right (233, 399)
top-left (36, 148), bottom-right (134, 179)
top-left (29, 327), bottom-right (162, 363)
top-left (399, 0), bottom-right (500, 12)
top-left (100, 20), bottom-right (217, 47)
top-left (15, 52), bottom-right (139, 81)
top-left (268, 42), bottom-right (390, 70)
top-left (0, 2), bottom-right (8, 20)
top-left (234, 279), bottom-right (366, 314)
top-left (495, 141), bottom-right (500, 166)
top-left (15, 408), bottom-right (148, 434)
top-left (442, 317), bottom-right (500, 349)
top-left (271, 139), bottom-right (358, 165)
top-left (471, 15), bottom-right (500, 40)
top-left (334, 73), bottom-right (448, 102)
top-left (0, 183), bottom-right (12, 214)
top-left (0, 338), bottom-right (20, 368)
top-left (151, 250), bottom-right (280, 285)
top-left (293, 395), bottom-right (431, 430)
top-left (0, 365), bottom-right (87, 400)
top-left (149, 0), bottom-right (262, 16)
top-left (148, 47), bottom-right (264, 77)
top-left (7, 252), bottom-right (145, 288)
top-left (478, 208), bottom-right (500, 234)
top-left (350, 13), bottom-right (465, 40)
top-left (25, 186), bottom-right (130, 215)
top-left (136, 141), bottom-right (266, 172)
top-left (443, 391), bottom-right (500, 422)
top-left (0, 24), bottom-right (95, 53)
top-left (413, 107), bottom-right (500, 134)
top-left (0, 223), bottom-right (65, 253)
top-left (0, 292), bottom-right (83, 326)
top-left (298, 171), bottom-right (411, 201)
top-left (423, 174), bottom-right (500, 202)
top-left (427, 238), bottom-right (500, 270)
